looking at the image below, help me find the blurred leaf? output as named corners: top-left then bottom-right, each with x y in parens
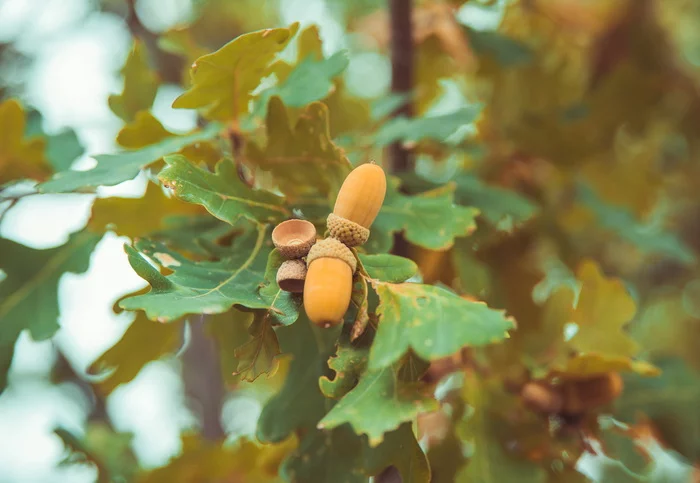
top-left (452, 173), bottom-right (538, 229)
top-left (256, 51), bottom-right (349, 114)
top-left (115, 111), bottom-right (173, 149)
top-left (371, 93), bottom-right (411, 120)
top-left (569, 260), bottom-right (639, 358)
top-left (56, 424), bottom-right (137, 483)
top-left (233, 312), bottom-right (281, 382)
top-left (556, 353), bottom-right (660, 379)
top-left (369, 178), bottom-right (479, 253)
top-left (0, 231), bottom-right (101, 348)
top-left (0, 344), bottom-right (14, 394)
top-left (88, 314), bottom-right (184, 395)
top-left (577, 184), bottom-right (695, 265)
top-left (257, 314), bottom-right (340, 443)
top-left (26, 110), bottom-right (84, 172)
top-left (138, 433), bottom-right (293, 483)
top-left (358, 253), bottom-right (418, 283)
top-left (89, 181), bottom-right (202, 238)
top-left (319, 335), bottom-right (369, 399)
top-left (206, 309), bottom-right (252, 385)
top-left (38, 123), bottom-right (221, 193)
top-left (369, 282), bottom-right (515, 370)
top-left (464, 28), bottom-right (533, 66)
top-left (108, 41), bottom-right (159, 122)
top-left (375, 106), bottom-right (482, 146)
top-left (173, 24), bottom-right (299, 121)
top-left (457, 373), bottom-right (547, 483)
top-left (119, 225), bottom-right (281, 322)
top-left (362, 423), bottom-right (431, 482)
top-left (159, 154), bottom-right (290, 225)
top-left (616, 357), bottom-right (700, 462)
top-left (0, 99), bottom-right (51, 184)
top-left (245, 97), bottom-right (352, 200)
top-left (319, 361), bottom-right (438, 446)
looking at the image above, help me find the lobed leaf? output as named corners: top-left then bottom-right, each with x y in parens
top-left (358, 253), bottom-right (418, 283)
top-left (233, 312), bottom-right (281, 382)
top-left (375, 105), bottom-right (482, 146)
top-left (38, 123), bottom-right (221, 193)
top-left (159, 154), bottom-right (290, 226)
top-left (318, 363), bottom-right (438, 446)
top-left (108, 41), bottom-right (159, 123)
top-left (119, 225), bottom-right (287, 322)
top-left (369, 178), bottom-right (479, 253)
top-left (0, 99), bottom-right (51, 184)
top-left (369, 282), bottom-right (515, 371)
top-left (245, 97), bottom-right (352, 200)
top-left (173, 24), bottom-right (299, 120)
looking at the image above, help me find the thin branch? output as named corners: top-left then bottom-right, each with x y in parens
top-left (388, 0), bottom-right (414, 174)
top-left (181, 316), bottom-right (226, 441)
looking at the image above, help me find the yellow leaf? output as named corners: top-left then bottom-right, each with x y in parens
top-left (173, 23), bottom-right (299, 121)
top-left (569, 259), bottom-right (638, 357)
top-left (116, 111), bottom-right (173, 149)
top-left (89, 181), bottom-right (203, 238)
top-left (108, 41), bottom-right (159, 123)
top-left (0, 99), bottom-right (51, 184)
top-left (554, 353), bottom-right (660, 379)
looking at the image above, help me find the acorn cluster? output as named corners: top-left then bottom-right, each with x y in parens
top-left (271, 163), bottom-right (387, 328)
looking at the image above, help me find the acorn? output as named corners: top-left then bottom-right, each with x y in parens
top-left (276, 259), bottom-right (307, 293)
top-left (561, 373), bottom-right (624, 415)
top-left (327, 163), bottom-right (387, 246)
top-left (271, 219), bottom-right (317, 259)
top-left (304, 238), bottom-right (357, 328)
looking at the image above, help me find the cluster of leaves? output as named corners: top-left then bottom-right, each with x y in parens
top-left (3, 0), bottom-right (700, 481)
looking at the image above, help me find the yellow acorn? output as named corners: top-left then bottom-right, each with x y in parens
top-left (327, 163), bottom-right (387, 246)
top-left (304, 238), bottom-right (357, 328)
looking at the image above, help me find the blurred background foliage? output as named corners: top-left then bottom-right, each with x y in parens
top-left (2, 0), bottom-right (700, 481)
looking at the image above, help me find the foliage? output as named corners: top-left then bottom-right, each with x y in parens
top-left (2, 0), bottom-right (700, 480)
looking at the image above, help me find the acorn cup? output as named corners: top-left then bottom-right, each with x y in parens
top-left (304, 163), bottom-right (387, 328)
top-left (271, 219), bottom-right (317, 259)
top-left (271, 219), bottom-right (317, 293)
top-left (276, 259), bottom-right (307, 293)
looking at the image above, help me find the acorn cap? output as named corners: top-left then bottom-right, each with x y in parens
top-left (327, 213), bottom-right (370, 247)
top-left (306, 237), bottom-right (357, 273)
top-left (276, 259), bottom-right (307, 293)
top-left (271, 219), bottom-right (317, 259)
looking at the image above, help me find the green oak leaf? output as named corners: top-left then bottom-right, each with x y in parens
top-left (369, 282), bottom-right (515, 371)
top-left (616, 357), bottom-right (700, 462)
top-left (258, 249), bottom-right (301, 326)
top-left (255, 51), bottom-right (349, 116)
top-left (577, 183), bottom-right (695, 265)
top-left (87, 314), bottom-right (184, 395)
top-left (158, 154), bottom-right (289, 226)
top-left (26, 110), bottom-right (84, 172)
top-left (369, 178), bottom-right (479, 253)
top-left (245, 97), bottom-right (352, 200)
top-left (149, 215), bottom-right (235, 257)
top-left (358, 253), bottom-right (418, 283)
top-left (318, 362), bottom-right (438, 446)
top-left (108, 40), bottom-right (159, 122)
top-left (233, 311), bottom-right (281, 382)
top-left (38, 123), bottom-right (221, 193)
top-left (257, 314), bottom-right (340, 443)
top-left (119, 225), bottom-right (278, 322)
top-left (452, 173), bottom-right (538, 229)
top-left (319, 336), bottom-right (369, 399)
top-left (463, 28), bottom-right (533, 66)
top-left (173, 24), bottom-right (299, 120)
top-left (282, 424), bottom-right (430, 483)
top-left (205, 309), bottom-right (252, 386)
top-left (375, 105), bottom-right (482, 146)
top-left (0, 230), bottom-right (101, 346)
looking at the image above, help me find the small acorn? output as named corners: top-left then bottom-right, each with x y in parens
top-left (271, 219), bottom-right (317, 259)
top-left (276, 259), bottom-right (307, 293)
top-left (304, 238), bottom-right (357, 328)
top-left (327, 163), bottom-right (387, 246)
top-left (561, 373), bottom-right (623, 415)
